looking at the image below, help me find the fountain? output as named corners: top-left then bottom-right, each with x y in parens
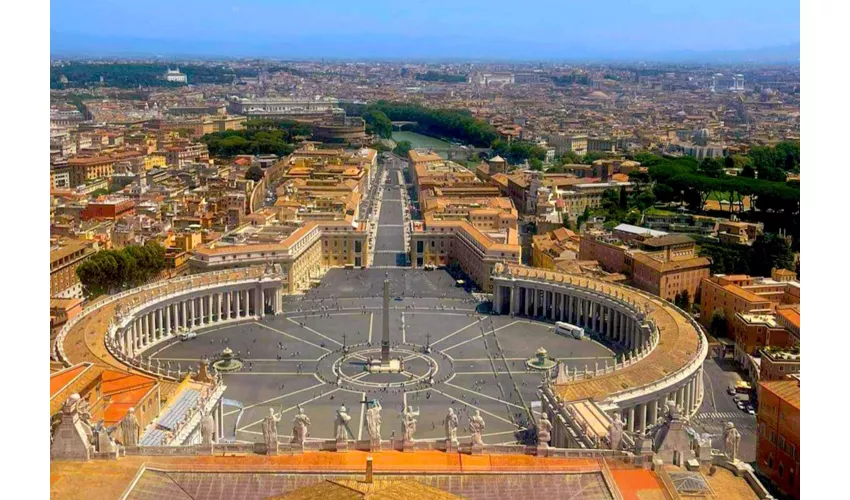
top-left (212, 347), bottom-right (243, 372)
top-left (525, 346), bottom-right (557, 371)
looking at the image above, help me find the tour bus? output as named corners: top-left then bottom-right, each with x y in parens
top-left (554, 321), bottom-right (585, 340)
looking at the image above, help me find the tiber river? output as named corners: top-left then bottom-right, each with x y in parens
top-left (391, 131), bottom-right (453, 159)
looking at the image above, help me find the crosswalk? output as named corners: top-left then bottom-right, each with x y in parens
top-left (693, 411), bottom-right (754, 420)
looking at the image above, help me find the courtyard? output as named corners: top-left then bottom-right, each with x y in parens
top-left (150, 268), bottom-right (618, 445)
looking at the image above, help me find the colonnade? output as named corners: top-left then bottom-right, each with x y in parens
top-left (117, 283), bottom-right (284, 356)
top-left (496, 274), bottom-right (706, 448)
top-left (617, 366), bottom-right (704, 435)
top-left (493, 280), bottom-right (650, 351)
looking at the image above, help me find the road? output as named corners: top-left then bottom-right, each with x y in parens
top-left (371, 156), bottom-right (409, 266)
top-left (690, 355), bottom-right (758, 463)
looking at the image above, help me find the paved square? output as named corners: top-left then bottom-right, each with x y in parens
top-left (151, 268), bottom-right (619, 445)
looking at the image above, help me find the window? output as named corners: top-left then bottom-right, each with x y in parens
top-left (779, 462), bottom-right (784, 478)
top-left (789, 443), bottom-right (797, 460)
top-left (778, 435), bottom-right (786, 450)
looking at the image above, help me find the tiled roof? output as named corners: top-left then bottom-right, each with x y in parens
top-left (760, 379), bottom-right (800, 409)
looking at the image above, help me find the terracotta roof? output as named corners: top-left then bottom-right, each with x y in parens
top-left (776, 305), bottom-right (800, 329)
top-left (271, 479), bottom-right (461, 500)
top-left (631, 253), bottom-right (711, 273)
top-left (50, 363), bottom-right (105, 416)
top-left (100, 370), bottom-right (158, 425)
top-left (641, 234), bottom-right (694, 247)
top-left (722, 284), bottom-right (769, 304)
top-left (760, 379), bottom-right (800, 409)
top-left (51, 363), bottom-right (93, 399)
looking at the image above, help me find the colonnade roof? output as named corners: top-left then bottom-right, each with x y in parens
top-left (499, 265), bottom-right (702, 403)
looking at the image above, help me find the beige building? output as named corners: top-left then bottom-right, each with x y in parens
top-left (409, 193), bottom-right (521, 292)
top-left (50, 240), bottom-right (96, 298)
top-left (189, 220), bottom-right (369, 293)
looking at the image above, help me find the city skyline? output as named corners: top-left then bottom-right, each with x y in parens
top-left (50, 0), bottom-right (800, 62)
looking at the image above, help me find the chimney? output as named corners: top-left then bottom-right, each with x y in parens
top-left (365, 456), bottom-right (374, 483)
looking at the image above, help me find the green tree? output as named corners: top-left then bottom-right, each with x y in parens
top-left (558, 151), bottom-right (583, 164)
top-left (635, 190), bottom-right (656, 212)
top-left (582, 152), bottom-right (607, 164)
top-left (618, 187), bottom-right (629, 210)
top-left (393, 140), bottom-right (412, 158)
top-left (245, 165), bottom-right (264, 182)
top-left (710, 309), bottom-right (729, 338)
top-left (76, 242), bottom-right (166, 298)
top-left (698, 157), bottom-right (724, 178)
top-left (740, 164), bottom-right (756, 178)
top-left (750, 233), bottom-right (795, 277)
top-left (529, 158), bottom-right (543, 171)
top-left (362, 109), bottom-right (393, 138)
top-left (674, 290), bottom-right (690, 309)
top-left (576, 207), bottom-right (591, 229)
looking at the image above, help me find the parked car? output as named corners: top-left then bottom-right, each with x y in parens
top-left (727, 385), bottom-right (736, 395)
top-left (180, 331), bottom-right (198, 341)
top-left (746, 405), bottom-right (756, 415)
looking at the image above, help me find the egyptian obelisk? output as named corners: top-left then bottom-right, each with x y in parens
top-left (381, 279), bottom-right (391, 364)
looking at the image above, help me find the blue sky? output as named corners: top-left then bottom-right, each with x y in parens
top-left (50, 0), bottom-right (800, 60)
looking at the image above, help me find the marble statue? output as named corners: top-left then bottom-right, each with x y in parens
top-left (609, 412), bottom-right (624, 451)
top-left (538, 413), bottom-right (552, 445)
top-left (95, 425), bottom-right (116, 453)
top-left (262, 408), bottom-right (281, 453)
top-left (291, 405), bottom-right (311, 445)
top-left (335, 404), bottom-right (352, 441)
top-left (365, 400), bottom-right (382, 442)
top-left (445, 407), bottom-right (459, 445)
top-left (120, 407), bottom-right (140, 447)
top-left (469, 409), bottom-right (486, 446)
top-left (401, 406), bottom-right (419, 442)
top-left (77, 398), bottom-right (93, 444)
top-left (723, 422), bottom-right (742, 462)
top-left (200, 413), bottom-right (215, 445)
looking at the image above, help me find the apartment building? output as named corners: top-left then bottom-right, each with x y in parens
top-left (757, 378), bottom-right (800, 500)
top-left (579, 231), bottom-right (710, 303)
top-left (699, 274), bottom-right (801, 336)
top-left (50, 240), bottom-right (96, 298)
top-left (189, 220), bottom-right (369, 292)
top-left (409, 192), bottom-right (520, 291)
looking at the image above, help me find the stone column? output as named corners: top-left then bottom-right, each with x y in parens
top-left (637, 403), bottom-right (646, 435)
top-left (157, 308), bottom-right (163, 340)
top-left (531, 287), bottom-right (537, 317)
top-left (244, 289), bottom-right (251, 316)
top-left (627, 406), bottom-right (635, 433)
top-left (549, 292), bottom-right (557, 320)
top-left (648, 399), bottom-right (658, 425)
top-left (255, 287), bottom-right (263, 318)
top-left (140, 315), bottom-right (146, 346)
top-left (181, 301), bottom-right (187, 328)
top-left (149, 312), bottom-right (155, 343)
top-left (594, 302), bottom-right (600, 332)
top-left (206, 295), bottom-right (213, 324)
top-left (224, 292), bottom-right (231, 319)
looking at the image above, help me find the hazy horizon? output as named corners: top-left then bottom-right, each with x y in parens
top-left (50, 0), bottom-right (800, 63)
